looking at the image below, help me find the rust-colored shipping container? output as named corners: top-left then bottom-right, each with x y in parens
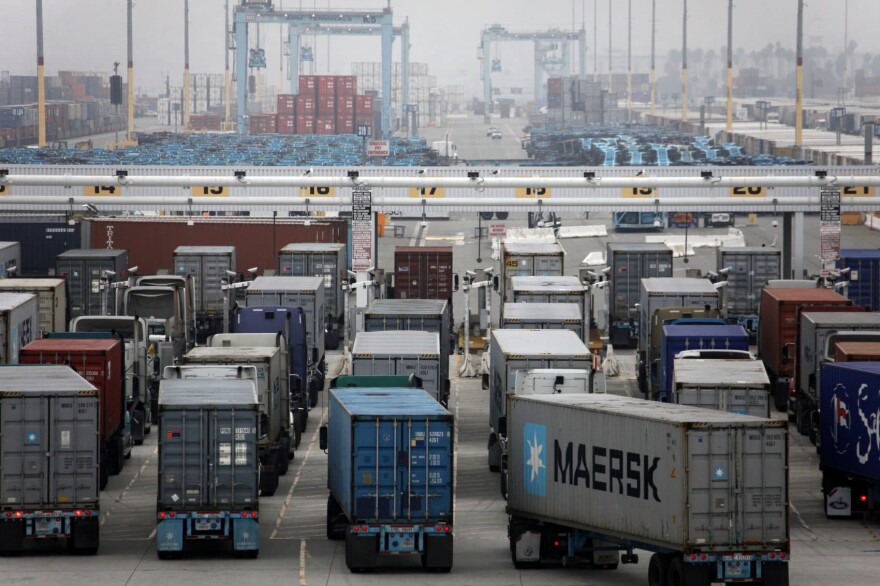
top-left (335, 75), bottom-right (357, 96)
top-left (249, 113), bottom-right (277, 134)
top-left (296, 94), bottom-right (315, 115)
top-left (335, 114), bottom-right (354, 134)
top-left (834, 341), bottom-right (880, 362)
top-left (296, 114), bottom-right (315, 134)
top-left (277, 114), bottom-right (296, 134)
top-left (315, 117), bottom-right (335, 135)
top-left (277, 94), bottom-right (296, 115)
top-left (86, 217), bottom-right (348, 276)
top-left (337, 95), bottom-right (355, 114)
top-left (317, 95), bottom-right (336, 117)
top-left (758, 288), bottom-right (852, 401)
top-left (298, 75), bottom-right (317, 96)
top-left (394, 246), bottom-right (454, 303)
top-left (317, 75), bottom-right (336, 97)
top-left (355, 94), bottom-right (373, 115)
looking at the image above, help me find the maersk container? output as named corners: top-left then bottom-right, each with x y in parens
top-left (672, 358), bottom-right (771, 417)
top-left (508, 276), bottom-right (589, 326)
top-left (500, 241), bottom-right (564, 302)
top-left (351, 330), bottom-right (447, 406)
top-left (245, 276), bottom-right (325, 366)
top-left (658, 324), bottom-right (750, 401)
top-left (19, 336), bottom-right (127, 486)
top-left (155, 376), bottom-right (260, 558)
top-left (0, 278), bottom-right (67, 335)
top-left (0, 365), bottom-right (100, 554)
top-left (501, 302), bottom-right (584, 340)
top-left (506, 394), bottom-right (789, 583)
top-left (819, 361), bottom-right (880, 518)
top-left (717, 246), bottom-right (782, 332)
top-left (56, 248), bottom-right (128, 319)
top-left (323, 387), bottom-right (454, 572)
top-left (837, 249), bottom-right (880, 310)
top-left (364, 298), bottom-right (452, 370)
top-left (278, 243), bottom-right (346, 321)
top-left (0, 241), bottom-right (21, 278)
top-left (606, 242), bottom-right (673, 348)
top-left (488, 329), bottom-right (591, 472)
top-left (0, 292), bottom-right (38, 364)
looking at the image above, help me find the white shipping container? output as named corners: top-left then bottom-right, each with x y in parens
top-left (0, 292), bottom-right (39, 364)
top-left (0, 278), bottom-right (66, 335)
top-left (672, 358), bottom-right (771, 417)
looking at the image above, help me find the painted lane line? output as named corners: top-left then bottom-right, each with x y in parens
top-left (789, 501), bottom-right (817, 541)
top-left (270, 420), bottom-right (322, 539)
top-left (101, 446), bottom-right (157, 526)
top-left (299, 539), bottom-right (308, 586)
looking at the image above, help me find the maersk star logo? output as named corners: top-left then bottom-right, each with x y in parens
top-left (25, 431), bottom-right (39, 445)
top-left (523, 423), bottom-right (547, 496)
top-left (713, 465), bottom-right (728, 481)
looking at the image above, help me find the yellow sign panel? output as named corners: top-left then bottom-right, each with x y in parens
top-left (299, 186), bottom-right (335, 197)
top-left (192, 186), bottom-right (228, 197)
top-left (83, 185), bottom-right (121, 196)
top-left (408, 187), bottom-right (445, 198)
top-left (729, 186), bottom-right (766, 198)
top-left (0, 184), bottom-right (9, 196)
top-left (842, 186), bottom-right (877, 197)
top-left (505, 259), bottom-right (520, 268)
top-left (621, 187), bottom-right (658, 198)
top-left (514, 187), bottom-right (551, 198)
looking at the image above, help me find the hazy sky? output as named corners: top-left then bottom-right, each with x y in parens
top-left (3, 0), bottom-right (878, 95)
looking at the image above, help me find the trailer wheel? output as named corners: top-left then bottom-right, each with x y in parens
top-left (277, 443), bottom-right (290, 476)
top-left (260, 466), bottom-right (279, 497)
top-left (133, 409), bottom-right (146, 445)
top-left (648, 553), bottom-right (669, 586)
top-left (762, 562), bottom-right (790, 586)
top-left (487, 434), bottom-right (500, 472)
top-left (666, 557), bottom-right (684, 586)
top-left (100, 463), bottom-right (109, 491)
top-left (326, 495), bottom-right (347, 540)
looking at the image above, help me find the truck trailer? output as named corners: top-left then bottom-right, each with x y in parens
top-left (672, 358), bottom-right (771, 417)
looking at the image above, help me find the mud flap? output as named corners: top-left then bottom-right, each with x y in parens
top-left (233, 518), bottom-right (259, 552)
top-left (69, 517), bottom-right (99, 554)
top-left (422, 533), bottom-right (454, 571)
top-left (156, 518), bottom-right (184, 553)
top-left (345, 531), bottom-right (378, 571)
top-left (0, 519), bottom-right (24, 553)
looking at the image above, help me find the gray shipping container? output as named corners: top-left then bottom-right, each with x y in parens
top-left (717, 247), bottom-right (782, 317)
top-left (638, 278), bottom-right (720, 358)
top-left (56, 248), bottom-right (128, 319)
top-left (173, 246), bottom-right (236, 313)
top-left (501, 303), bottom-right (584, 340)
top-left (0, 278), bottom-right (66, 336)
top-left (606, 242), bottom-right (673, 323)
top-left (509, 275), bottom-right (589, 326)
top-left (501, 241), bottom-right (564, 302)
top-left (351, 330), bottom-right (448, 405)
top-left (0, 241), bottom-right (21, 278)
top-left (278, 243), bottom-right (346, 320)
top-left (0, 293), bottom-right (39, 364)
top-left (673, 358), bottom-right (771, 417)
top-left (0, 365), bottom-right (99, 508)
top-left (488, 329), bottom-right (591, 470)
top-left (507, 393), bottom-right (789, 556)
top-left (157, 377), bottom-right (260, 509)
top-left (245, 276), bottom-right (325, 363)
top-left (364, 298), bottom-right (452, 371)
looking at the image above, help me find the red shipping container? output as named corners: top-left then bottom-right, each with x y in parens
top-left (249, 114), bottom-right (277, 134)
top-left (335, 75), bottom-right (357, 96)
top-left (317, 96), bottom-right (336, 116)
top-left (296, 94), bottom-right (315, 114)
top-left (19, 338), bottom-right (125, 447)
top-left (277, 114), bottom-right (296, 134)
top-left (296, 114), bottom-right (315, 134)
top-left (547, 77), bottom-right (563, 93)
top-left (335, 114), bottom-right (354, 134)
top-left (316, 117), bottom-right (335, 135)
top-left (355, 94), bottom-right (373, 115)
top-left (835, 341), bottom-right (880, 362)
top-left (317, 75), bottom-right (336, 96)
top-left (394, 246), bottom-right (454, 303)
top-left (277, 94), bottom-right (296, 115)
top-left (337, 95), bottom-right (355, 114)
top-left (298, 75), bottom-right (317, 96)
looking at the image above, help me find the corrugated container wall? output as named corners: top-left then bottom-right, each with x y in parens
top-left (500, 242), bottom-right (565, 302)
top-left (638, 278), bottom-right (720, 358)
top-left (351, 331), bottom-right (446, 404)
top-left (244, 276), bottom-right (325, 360)
top-left (173, 246), bottom-right (236, 313)
top-left (672, 358), bottom-right (771, 417)
top-left (606, 242), bottom-right (673, 324)
top-left (717, 247), bottom-right (782, 316)
top-left (55, 248), bottom-right (128, 319)
top-left (0, 218), bottom-right (80, 277)
top-left (394, 247), bottom-right (454, 303)
top-left (278, 243), bottom-right (346, 320)
top-left (837, 249), bottom-right (880, 311)
top-left (834, 341), bottom-right (880, 362)
top-left (659, 324), bottom-right (750, 401)
top-left (0, 242), bottom-right (21, 278)
top-left (0, 293), bottom-right (39, 364)
top-left (0, 279), bottom-right (66, 335)
top-left (501, 303), bottom-right (584, 340)
top-left (363, 299), bottom-right (452, 375)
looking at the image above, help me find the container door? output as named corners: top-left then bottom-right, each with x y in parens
top-left (751, 254), bottom-right (781, 314)
top-left (399, 358), bottom-right (441, 400)
top-left (202, 255), bottom-right (234, 312)
top-left (160, 409), bottom-right (208, 507)
top-left (49, 395), bottom-right (99, 507)
top-left (211, 409), bottom-right (258, 507)
top-left (400, 419), bottom-right (453, 521)
top-left (86, 260), bottom-right (113, 316)
top-left (58, 259), bottom-right (86, 318)
top-left (352, 418), bottom-right (398, 520)
top-left (612, 253), bottom-right (640, 322)
top-left (534, 255), bottom-right (563, 276)
top-left (0, 396), bottom-right (47, 505)
top-left (174, 256), bottom-right (203, 310)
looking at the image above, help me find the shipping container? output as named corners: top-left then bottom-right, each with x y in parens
top-left (819, 361), bottom-right (880, 518)
top-left (299, 75), bottom-right (318, 97)
top-left (277, 93), bottom-right (296, 115)
top-left (0, 292), bottom-right (39, 364)
top-left (716, 246), bottom-right (782, 333)
top-left (506, 393), bottom-right (789, 584)
top-left (85, 217), bottom-right (348, 277)
top-left (0, 278), bottom-right (67, 336)
top-left (351, 330), bottom-right (448, 406)
top-left (501, 302), bottom-right (584, 340)
top-left (363, 298), bottom-right (453, 358)
top-left (295, 114), bottom-right (315, 134)
top-left (508, 275), bottom-right (589, 326)
top-left (330, 374), bottom-right (422, 389)
top-left (19, 336), bottom-right (127, 486)
top-left (658, 324), bottom-right (750, 402)
top-left (672, 358), bottom-right (770, 417)
top-left (500, 242), bottom-right (564, 303)
top-left (278, 243), bottom-right (346, 327)
top-left (322, 387), bottom-right (454, 571)
top-left (758, 287), bottom-right (852, 411)
top-left (487, 329), bottom-right (592, 472)
top-left (155, 374), bottom-right (260, 557)
top-left (834, 340), bottom-right (880, 362)
top-left (173, 246), bottom-right (235, 342)
top-left (605, 242), bottom-right (673, 348)
top-left (394, 246), bottom-right (454, 303)
top-left (0, 242), bottom-right (21, 278)
top-left (0, 365), bottom-right (100, 554)
top-left (837, 249), bottom-right (880, 310)
top-left (56, 248), bottom-right (129, 319)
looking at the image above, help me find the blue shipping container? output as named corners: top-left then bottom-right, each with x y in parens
top-left (659, 324), bottom-right (750, 401)
top-left (838, 249), bottom-right (880, 311)
top-left (328, 387), bottom-right (454, 523)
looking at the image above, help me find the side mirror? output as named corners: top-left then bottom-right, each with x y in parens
top-left (492, 275), bottom-right (500, 292)
top-left (481, 372), bottom-right (490, 390)
top-left (498, 416), bottom-right (507, 437)
top-left (319, 425), bottom-right (328, 451)
top-left (453, 273), bottom-right (460, 292)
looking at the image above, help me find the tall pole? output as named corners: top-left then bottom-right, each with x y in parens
top-left (650, 0), bottom-right (656, 116)
top-left (726, 0), bottom-right (733, 132)
top-left (225, 0), bottom-right (231, 127)
top-left (608, 0), bottom-right (612, 91)
top-left (843, 0), bottom-right (849, 99)
top-left (36, 0), bottom-right (46, 147)
top-left (184, 0), bottom-right (191, 131)
top-left (593, 0), bottom-right (598, 81)
top-left (627, 0), bottom-right (632, 120)
top-left (681, 0), bottom-right (688, 123)
top-left (127, 0), bottom-right (134, 142)
top-left (795, 0), bottom-right (804, 147)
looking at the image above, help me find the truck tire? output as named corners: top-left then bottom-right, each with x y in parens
top-left (133, 408), bottom-right (146, 445)
top-left (277, 444), bottom-right (290, 476)
top-left (666, 557), bottom-right (683, 586)
top-left (260, 466), bottom-right (279, 497)
top-left (762, 562), bottom-right (789, 586)
top-left (480, 212), bottom-right (494, 220)
top-left (795, 398), bottom-right (810, 436)
top-left (100, 462), bottom-right (109, 491)
top-left (773, 384), bottom-right (788, 412)
top-left (326, 495), bottom-right (347, 540)
top-left (293, 420), bottom-right (303, 450)
top-left (110, 435), bottom-right (125, 475)
top-left (487, 434), bottom-right (500, 472)
top-left (500, 467), bottom-right (508, 500)
top-left (648, 553), bottom-right (669, 586)
top-left (495, 212), bottom-right (509, 220)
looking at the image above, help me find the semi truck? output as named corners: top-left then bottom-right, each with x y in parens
top-left (504, 394), bottom-right (790, 585)
top-left (0, 366), bottom-right (101, 554)
top-left (672, 358), bottom-right (771, 417)
top-left (320, 387), bottom-right (454, 572)
top-left (715, 246), bottom-right (782, 336)
top-left (173, 245), bottom-right (236, 343)
top-left (155, 373), bottom-right (260, 558)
